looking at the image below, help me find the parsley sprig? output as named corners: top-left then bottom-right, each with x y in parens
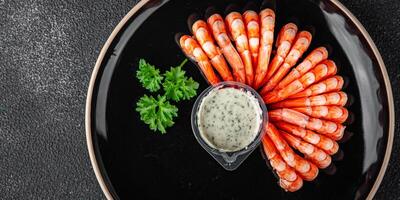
top-left (163, 59), bottom-right (199, 101)
top-left (136, 95), bottom-right (178, 134)
top-left (135, 58), bottom-right (199, 134)
top-left (136, 59), bottom-right (163, 92)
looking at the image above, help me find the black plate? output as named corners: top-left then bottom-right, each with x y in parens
top-left (86, 0), bottom-right (394, 199)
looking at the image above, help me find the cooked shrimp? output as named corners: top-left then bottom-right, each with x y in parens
top-left (280, 176), bottom-right (304, 192)
top-left (269, 108), bottom-right (345, 140)
top-left (266, 123), bottom-right (319, 181)
top-left (262, 133), bottom-right (304, 192)
top-left (275, 47), bottom-right (329, 90)
top-left (253, 8), bottom-right (275, 89)
top-left (264, 60), bottom-right (337, 103)
top-left (262, 134), bottom-right (298, 182)
top-left (207, 14), bottom-right (246, 83)
top-left (291, 106), bottom-right (349, 123)
top-left (289, 75), bottom-right (344, 99)
top-left (265, 23), bottom-right (298, 84)
top-left (179, 35), bottom-right (220, 85)
top-left (243, 10), bottom-right (260, 68)
top-left (270, 92), bottom-right (348, 108)
top-left (225, 12), bottom-right (254, 85)
top-left (281, 131), bottom-right (332, 169)
top-left (259, 31), bottom-right (312, 94)
top-left (192, 20), bottom-right (234, 81)
top-left (274, 121), bottom-right (339, 154)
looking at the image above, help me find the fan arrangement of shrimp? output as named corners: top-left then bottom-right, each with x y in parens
top-left (177, 1), bottom-right (350, 192)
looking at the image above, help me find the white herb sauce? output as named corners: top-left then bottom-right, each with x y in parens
top-left (197, 87), bottom-right (262, 152)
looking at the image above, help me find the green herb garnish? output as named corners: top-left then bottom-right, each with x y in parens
top-left (136, 95), bottom-right (178, 134)
top-left (135, 58), bottom-right (199, 134)
top-left (163, 59), bottom-right (199, 101)
top-left (136, 59), bottom-right (163, 92)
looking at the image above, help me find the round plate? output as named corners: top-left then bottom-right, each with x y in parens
top-left (86, 0), bottom-right (394, 199)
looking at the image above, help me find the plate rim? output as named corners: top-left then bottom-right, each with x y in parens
top-left (85, 0), bottom-right (395, 199)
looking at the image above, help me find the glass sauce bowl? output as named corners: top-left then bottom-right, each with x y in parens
top-left (191, 81), bottom-right (268, 171)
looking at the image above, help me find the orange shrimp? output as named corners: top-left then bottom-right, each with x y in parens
top-left (270, 91), bottom-right (348, 109)
top-left (269, 108), bottom-right (345, 140)
top-left (289, 75), bottom-right (344, 99)
top-left (179, 35), bottom-right (220, 85)
top-left (281, 131), bottom-right (332, 169)
top-left (225, 12), bottom-right (254, 86)
top-left (253, 8), bottom-right (275, 89)
top-left (274, 121), bottom-right (339, 154)
top-left (262, 134), bottom-right (298, 182)
top-left (263, 135), bottom-right (304, 192)
top-left (243, 10), bottom-right (260, 68)
top-left (192, 20), bottom-right (233, 82)
top-left (275, 47), bottom-right (329, 90)
top-left (264, 60), bottom-right (337, 104)
top-left (259, 31), bottom-right (312, 94)
top-left (207, 14), bottom-right (246, 83)
top-left (266, 123), bottom-right (319, 181)
top-left (280, 176), bottom-right (303, 192)
top-left (264, 23), bottom-right (298, 83)
top-left (291, 106), bottom-right (349, 123)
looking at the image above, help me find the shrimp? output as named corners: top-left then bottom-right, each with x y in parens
top-left (179, 35), bottom-right (220, 85)
top-left (289, 75), bottom-right (344, 99)
top-left (270, 92), bottom-right (348, 109)
top-left (243, 10), bottom-right (260, 68)
top-left (192, 20), bottom-right (234, 81)
top-left (275, 47), bottom-right (329, 90)
top-left (280, 176), bottom-right (304, 192)
top-left (266, 123), bottom-right (319, 181)
top-left (269, 108), bottom-right (345, 140)
top-left (262, 134), bottom-right (304, 192)
top-left (274, 121), bottom-right (339, 155)
top-left (207, 14), bottom-right (246, 83)
top-left (291, 106), bottom-right (349, 123)
top-left (259, 31), bottom-right (312, 94)
top-left (264, 23), bottom-right (298, 84)
top-left (281, 131), bottom-right (332, 169)
top-left (253, 8), bottom-right (275, 89)
top-left (264, 60), bottom-right (337, 104)
top-left (225, 12), bottom-right (254, 85)
top-left (262, 134), bottom-right (298, 182)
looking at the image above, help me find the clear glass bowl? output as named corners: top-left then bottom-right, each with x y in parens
top-left (191, 81), bottom-right (268, 171)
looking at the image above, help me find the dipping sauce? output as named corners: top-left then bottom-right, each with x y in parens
top-left (197, 87), bottom-right (263, 152)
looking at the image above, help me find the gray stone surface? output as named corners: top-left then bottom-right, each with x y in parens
top-left (0, 0), bottom-right (398, 199)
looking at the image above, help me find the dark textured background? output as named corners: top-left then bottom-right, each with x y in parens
top-left (0, 0), bottom-right (398, 199)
